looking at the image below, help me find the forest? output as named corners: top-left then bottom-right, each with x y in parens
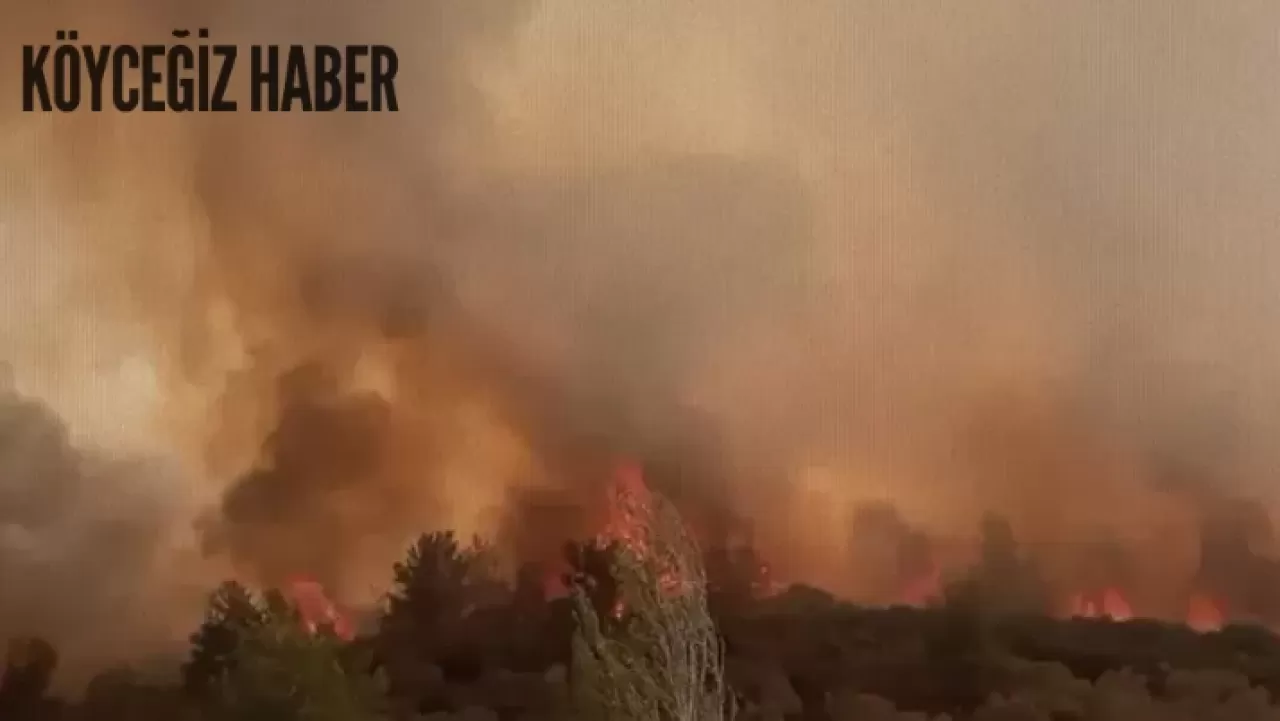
top-left (6, 485), bottom-right (1280, 721)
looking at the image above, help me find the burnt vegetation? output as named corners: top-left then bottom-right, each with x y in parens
top-left (8, 519), bottom-right (1280, 721)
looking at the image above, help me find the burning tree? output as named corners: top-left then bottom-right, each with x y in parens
top-left (185, 577), bottom-right (357, 701)
top-left (189, 582), bottom-right (387, 721)
top-left (215, 595), bottom-right (387, 721)
top-left (570, 464), bottom-right (735, 721)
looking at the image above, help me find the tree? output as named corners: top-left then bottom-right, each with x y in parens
top-left (570, 474), bottom-right (734, 721)
top-left (703, 543), bottom-right (772, 618)
top-left (377, 531), bottom-right (508, 695)
top-left (565, 538), bottom-right (627, 625)
top-left (208, 588), bottom-right (387, 721)
top-left (183, 581), bottom-right (268, 698)
top-left (947, 515), bottom-right (1050, 616)
top-left (0, 637), bottom-right (62, 721)
top-left (380, 531), bottom-right (505, 640)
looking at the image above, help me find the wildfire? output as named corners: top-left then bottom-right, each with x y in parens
top-left (898, 564), bottom-right (942, 606)
top-left (1059, 587), bottom-right (1228, 631)
top-left (598, 462), bottom-right (686, 615)
top-left (528, 464), bottom-right (1234, 636)
top-left (1068, 587), bottom-right (1133, 621)
top-left (1186, 593), bottom-right (1224, 633)
top-left (273, 470), bottom-right (1238, 641)
top-left (282, 575), bottom-right (355, 641)
top-left (600, 462), bottom-right (652, 548)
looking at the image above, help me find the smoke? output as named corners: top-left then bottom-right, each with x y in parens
top-left (0, 383), bottom-right (210, 684)
top-left (3, 0), bottom-right (1280, 669)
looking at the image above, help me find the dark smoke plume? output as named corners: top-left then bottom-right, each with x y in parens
top-left (0, 385), bottom-right (206, 685)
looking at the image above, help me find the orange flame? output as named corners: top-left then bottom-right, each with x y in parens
top-left (537, 462), bottom-right (672, 606)
top-left (1069, 587), bottom-right (1133, 621)
top-left (600, 462), bottom-right (652, 551)
top-left (1186, 593), bottom-right (1224, 632)
top-left (598, 462), bottom-right (708, 615)
top-left (898, 563), bottom-right (941, 606)
top-left (554, 462), bottom-right (782, 612)
top-left (283, 575), bottom-right (355, 640)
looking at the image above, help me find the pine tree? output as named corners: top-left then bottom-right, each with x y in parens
top-left (183, 581), bottom-right (267, 698)
top-left (183, 582), bottom-right (387, 721)
top-left (379, 531), bottom-right (506, 649)
top-left (377, 530), bottom-right (508, 697)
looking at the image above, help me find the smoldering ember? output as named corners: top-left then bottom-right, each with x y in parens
top-left (8, 2), bottom-right (1280, 721)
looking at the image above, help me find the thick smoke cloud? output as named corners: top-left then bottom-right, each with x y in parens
top-left (3, 0), bottom-right (1280, 670)
top-left (0, 383), bottom-right (209, 684)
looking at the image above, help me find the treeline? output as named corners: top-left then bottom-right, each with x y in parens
top-left (7, 496), bottom-right (1280, 720)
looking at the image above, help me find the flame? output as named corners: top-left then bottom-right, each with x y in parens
top-left (282, 575), bottom-right (355, 641)
top-left (534, 462), bottom-right (681, 606)
top-left (1187, 593), bottom-right (1224, 632)
top-left (1102, 588), bottom-right (1133, 620)
top-left (1068, 587), bottom-right (1133, 621)
top-left (600, 462), bottom-right (652, 551)
top-left (600, 462), bottom-right (689, 593)
top-left (898, 563), bottom-right (942, 606)
top-left (599, 462), bottom-right (676, 617)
